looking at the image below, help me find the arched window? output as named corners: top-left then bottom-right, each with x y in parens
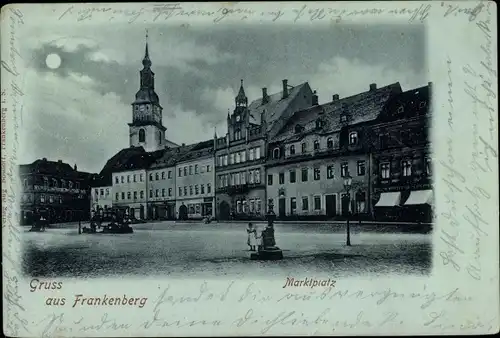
top-left (139, 128), bottom-right (146, 142)
top-left (314, 140), bottom-right (320, 150)
top-left (301, 142), bottom-right (307, 153)
top-left (327, 137), bottom-right (334, 149)
top-left (158, 131), bottom-right (162, 144)
top-left (289, 145), bottom-right (295, 155)
top-left (273, 148), bottom-right (280, 159)
top-left (349, 132), bottom-right (358, 145)
top-left (294, 124), bottom-right (302, 134)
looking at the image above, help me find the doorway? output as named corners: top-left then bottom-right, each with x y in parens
top-left (278, 198), bottom-right (286, 219)
top-left (326, 194), bottom-right (337, 217)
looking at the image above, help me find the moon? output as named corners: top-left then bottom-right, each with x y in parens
top-left (45, 53), bottom-right (61, 69)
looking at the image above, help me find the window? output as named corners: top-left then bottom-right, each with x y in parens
top-left (236, 201), bottom-right (242, 213)
top-left (327, 165), bottom-right (334, 179)
top-left (207, 184), bottom-right (211, 194)
top-left (127, 192), bottom-right (131, 199)
top-left (241, 172), bottom-right (246, 185)
top-left (301, 168), bottom-right (308, 182)
top-left (256, 199), bottom-right (261, 212)
top-left (341, 115), bottom-right (347, 122)
top-left (195, 204), bottom-right (201, 214)
top-left (301, 142), bottom-right (307, 153)
top-left (314, 140), bottom-right (320, 150)
top-left (349, 132), bottom-right (358, 145)
top-left (315, 120), bottom-right (322, 129)
top-left (115, 193), bottom-right (119, 200)
top-left (168, 188), bottom-right (172, 196)
top-left (290, 145), bottom-right (295, 155)
top-left (314, 196), bottom-right (321, 210)
top-left (179, 187), bottom-right (182, 196)
top-left (178, 168), bottom-right (182, 177)
top-left (184, 187), bottom-right (187, 195)
top-left (289, 170), bottom-right (296, 183)
top-left (140, 191), bottom-right (144, 199)
top-left (207, 165), bottom-right (211, 172)
top-left (140, 174), bottom-right (144, 182)
top-left (168, 171), bottom-right (172, 179)
top-left (273, 148), bottom-right (280, 159)
top-left (425, 157), bottom-right (432, 175)
top-left (115, 177), bottom-right (119, 184)
top-left (122, 192), bottom-right (125, 200)
top-left (243, 200), bottom-right (248, 213)
top-left (294, 124), bottom-right (302, 134)
top-left (419, 101), bottom-right (427, 108)
top-left (150, 174), bottom-right (153, 181)
top-left (162, 172), bottom-right (165, 179)
top-left (230, 173), bottom-right (235, 186)
top-left (250, 199), bottom-right (255, 212)
top-left (189, 186), bottom-right (193, 195)
top-left (249, 148), bottom-right (254, 161)
top-left (302, 197), bottom-right (309, 211)
top-left (139, 128), bottom-right (146, 142)
top-left (126, 175), bottom-right (129, 183)
top-left (314, 167), bottom-right (321, 180)
top-left (48, 195), bottom-right (54, 203)
top-left (184, 167), bottom-right (187, 176)
top-left (279, 172), bottom-right (285, 184)
top-left (195, 185), bottom-right (199, 195)
top-left (40, 194), bottom-right (45, 203)
top-left (149, 190), bottom-right (153, 198)
top-left (155, 173), bottom-right (159, 180)
top-left (201, 184), bottom-right (205, 194)
top-left (236, 152), bottom-right (242, 164)
top-left (267, 174), bottom-right (273, 185)
top-left (327, 137), bottom-right (333, 149)
top-left (380, 134), bottom-right (389, 148)
top-left (255, 147), bottom-right (261, 159)
top-left (59, 196), bottom-right (63, 204)
top-left (241, 151), bottom-right (246, 162)
top-left (133, 174), bottom-right (137, 182)
top-left (223, 155), bottom-right (228, 166)
top-left (397, 105), bottom-right (404, 114)
top-left (402, 160), bottom-right (412, 177)
top-left (162, 189), bottom-right (165, 197)
top-left (134, 191), bottom-right (137, 199)
top-left (189, 166), bottom-right (193, 175)
top-left (105, 188), bottom-right (109, 195)
top-left (100, 189), bottom-right (104, 196)
top-left (94, 188), bottom-right (99, 196)
top-left (235, 129), bottom-right (242, 140)
top-left (254, 170), bottom-right (260, 183)
top-left (229, 153), bottom-right (234, 165)
top-left (121, 176), bottom-right (124, 183)
top-left (381, 162), bottom-right (391, 179)
top-left (341, 163), bottom-right (349, 177)
top-left (357, 161), bottom-right (366, 176)
top-left (290, 197), bottom-right (297, 215)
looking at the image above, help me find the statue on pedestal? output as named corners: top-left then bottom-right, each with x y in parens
top-left (251, 200), bottom-right (283, 260)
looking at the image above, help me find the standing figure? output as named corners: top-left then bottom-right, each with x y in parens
top-left (246, 222), bottom-right (258, 251)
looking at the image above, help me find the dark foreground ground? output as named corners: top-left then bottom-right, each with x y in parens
top-left (22, 221), bottom-right (432, 279)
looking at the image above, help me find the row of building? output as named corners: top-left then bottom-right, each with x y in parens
top-left (18, 37), bottom-right (433, 224)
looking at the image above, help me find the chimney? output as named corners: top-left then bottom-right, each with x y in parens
top-left (262, 88), bottom-right (269, 104)
top-left (282, 79), bottom-right (288, 99)
top-left (312, 91), bottom-right (319, 105)
top-left (42, 158), bottom-right (47, 161)
top-left (74, 164), bottom-right (77, 171)
top-left (58, 160), bottom-right (62, 163)
top-left (332, 94), bottom-right (339, 101)
top-left (369, 83), bottom-right (377, 91)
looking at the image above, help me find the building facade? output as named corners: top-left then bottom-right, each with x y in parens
top-left (19, 158), bottom-right (94, 225)
top-left (112, 168), bottom-right (149, 219)
top-left (371, 83), bottom-right (432, 222)
top-left (146, 164), bottom-right (176, 220)
top-left (266, 83), bottom-right (404, 220)
top-left (90, 184), bottom-right (113, 216)
top-left (215, 79), bottom-right (314, 220)
top-left (175, 141), bottom-right (215, 220)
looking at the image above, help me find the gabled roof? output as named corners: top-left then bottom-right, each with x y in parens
top-left (271, 82), bottom-right (403, 143)
top-left (248, 82), bottom-right (311, 131)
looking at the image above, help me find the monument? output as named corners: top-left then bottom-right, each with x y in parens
top-left (250, 200), bottom-right (284, 260)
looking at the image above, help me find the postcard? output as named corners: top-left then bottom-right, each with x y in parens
top-left (2, 1), bottom-right (499, 336)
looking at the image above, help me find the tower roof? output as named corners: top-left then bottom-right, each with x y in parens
top-left (235, 79), bottom-right (248, 107)
top-left (142, 29), bottom-right (151, 68)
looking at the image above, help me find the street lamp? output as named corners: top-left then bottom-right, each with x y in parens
top-left (343, 173), bottom-right (352, 246)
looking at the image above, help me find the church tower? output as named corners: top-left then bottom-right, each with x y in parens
top-left (227, 79), bottom-right (250, 142)
top-left (129, 30), bottom-right (166, 152)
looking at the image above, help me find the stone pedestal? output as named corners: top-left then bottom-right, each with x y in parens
top-left (250, 204), bottom-right (283, 260)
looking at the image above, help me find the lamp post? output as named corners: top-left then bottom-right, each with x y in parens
top-left (343, 174), bottom-right (352, 246)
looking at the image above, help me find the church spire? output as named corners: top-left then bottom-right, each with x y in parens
top-left (235, 79), bottom-right (248, 107)
top-left (142, 29), bottom-right (151, 68)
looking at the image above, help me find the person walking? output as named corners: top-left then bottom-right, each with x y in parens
top-left (246, 223), bottom-right (258, 251)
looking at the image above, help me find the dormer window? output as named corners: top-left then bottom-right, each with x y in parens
top-left (273, 148), bottom-right (280, 159)
top-left (315, 119), bottom-right (322, 129)
top-left (397, 105), bottom-right (404, 114)
top-left (419, 101), bottom-right (427, 108)
top-left (294, 124), bottom-right (302, 134)
top-left (314, 140), bottom-right (320, 150)
top-left (340, 115), bottom-right (347, 122)
top-left (349, 132), bottom-right (358, 145)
